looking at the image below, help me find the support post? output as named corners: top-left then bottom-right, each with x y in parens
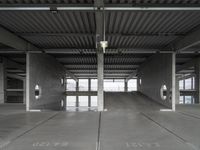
top-left (195, 59), bottom-right (200, 104)
top-left (76, 80), bottom-right (79, 108)
top-left (23, 79), bottom-right (26, 104)
top-left (125, 80), bottom-right (128, 92)
top-left (95, 0), bottom-right (105, 111)
top-left (0, 59), bottom-right (7, 103)
top-left (172, 52), bottom-right (176, 111)
top-left (175, 76), bottom-right (180, 104)
top-left (97, 51), bottom-right (104, 111)
top-left (88, 78), bottom-right (91, 107)
top-left (26, 52), bottom-right (30, 111)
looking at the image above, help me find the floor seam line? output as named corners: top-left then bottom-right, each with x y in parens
top-left (140, 112), bottom-right (186, 142)
top-left (177, 111), bottom-right (200, 120)
top-left (140, 112), bottom-right (199, 150)
top-left (96, 112), bottom-right (101, 150)
top-left (3, 112), bottom-right (60, 149)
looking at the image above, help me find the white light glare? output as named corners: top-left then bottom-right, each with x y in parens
top-left (100, 41), bottom-right (108, 53)
top-left (160, 109), bottom-right (174, 112)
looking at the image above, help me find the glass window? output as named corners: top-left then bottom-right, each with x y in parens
top-left (179, 80), bottom-right (184, 90)
top-left (79, 96), bottom-right (88, 107)
top-left (91, 79), bottom-right (97, 91)
top-left (179, 96), bottom-right (184, 104)
top-left (66, 79), bottom-right (76, 91)
top-left (185, 96), bottom-right (192, 104)
top-left (66, 96), bottom-right (76, 107)
top-left (185, 78), bottom-right (192, 90)
top-left (104, 79), bottom-right (124, 92)
top-left (128, 79), bottom-right (137, 91)
top-left (91, 96), bottom-right (98, 107)
top-left (79, 79), bottom-right (88, 91)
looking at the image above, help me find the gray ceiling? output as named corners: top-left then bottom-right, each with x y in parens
top-left (0, 1), bottom-right (200, 78)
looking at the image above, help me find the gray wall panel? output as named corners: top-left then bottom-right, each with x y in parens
top-left (28, 53), bottom-right (65, 110)
top-left (138, 53), bottom-right (173, 108)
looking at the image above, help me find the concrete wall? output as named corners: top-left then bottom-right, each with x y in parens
top-left (138, 53), bottom-right (173, 108)
top-left (27, 53), bottom-right (66, 110)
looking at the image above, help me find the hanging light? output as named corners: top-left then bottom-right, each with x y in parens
top-left (100, 3), bottom-right (108, 53)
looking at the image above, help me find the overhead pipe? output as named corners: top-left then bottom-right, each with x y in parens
top-left (1, 7), bottom-right (200, 11)
top-left (0, 7), bottom-right (50, 11)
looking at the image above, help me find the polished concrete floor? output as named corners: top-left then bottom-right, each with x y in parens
top-left (0, 92), bottom-right (200, 150)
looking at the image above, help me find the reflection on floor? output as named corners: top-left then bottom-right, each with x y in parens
top-left (0, 92), bottom-right (200, 150)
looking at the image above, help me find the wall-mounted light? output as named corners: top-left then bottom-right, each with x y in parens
top-left (35, 84), bottom-right (42, 100)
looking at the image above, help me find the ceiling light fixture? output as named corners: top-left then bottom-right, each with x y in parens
top-left (50, 7), bottom-right (58, 14)
top-left (100, 41), bottom-right (108, 53)
top-left (101, 3), bottom-right (108, 53)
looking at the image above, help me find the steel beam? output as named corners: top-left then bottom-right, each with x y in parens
top-left (4, 58), bottom-right (25, 71)
top-left (176, 57), bottom-right (199, 72)
top-left (66, 70), bottom-right (78, 82)
top-left (1, 5), bottom-right (200, 11)
top-left (0, 26), bottom-right (40, 51)
top-left (125, 70), bottom-right (137, 82)
top-left (44, 48), bottom-right (160, 54)
top-left (19, 32), bottom-right (183, 37)
top-left (7, 73), bottom-right (24, 81)
top-left (173, 26), bottom-right (200, 52)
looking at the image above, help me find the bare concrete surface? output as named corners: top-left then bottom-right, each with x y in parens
top-left (176, 104), bottom-right (200, 117)
top-left (1, 92), bottom-right (200, 150)
top-left (3, 112), bottom-right (99, 150)
top-left (102, 92), bottom-right (197, 150)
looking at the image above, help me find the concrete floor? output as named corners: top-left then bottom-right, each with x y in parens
top-left (0, 92), bottom-right (200, 150)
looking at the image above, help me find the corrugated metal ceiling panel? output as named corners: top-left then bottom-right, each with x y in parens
top-left (24, 35), bottom-right (95, 48)
top-left (0, 11), bottom-right (95, 33)
top-left (106, 11), bottom-right (200, 34)
top-left (0, 11), bottom-right (199, 50)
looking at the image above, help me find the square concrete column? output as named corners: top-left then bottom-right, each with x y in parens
top-left (26, 52), bottom-right (30, 111)
top-left (76, 80), bottom-right (79, 107)
top-left (23, 79), bottom-right (26, 104)
top-left (0, 60), bottom-right (6, 104)
top-left (175, 76), bottom-right (180, 104)
top-left (195, 59), bottom-right (200, 104)
top-left (172, 52), bottom-right (176, 111)
top-left (124, 80), bottom-right (128, 92)
top-left (97, 51), bottom-right (104, 111)
top-left (88, 78), bottom-right (91, 107)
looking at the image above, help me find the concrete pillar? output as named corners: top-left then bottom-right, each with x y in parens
top-left (76, 80), bottom-right (79, 107)
top-left (97, 51), bottom-right (104, 111)
top-left (26, 52), bottom-right (30, 111)
top-left (124, 80), bottom-right (128, 92)
top-left (0, 59), bottom-right (6, 104)
top-left (23, 79), bottom-right (26, 104)
top-left (88, 78), bottom-right (91, 107)
top-left (175, 76), bottom-right (180, 104)
top-left (195, 59), bottom-right (200, 104)
top-left (172, 52), bottom-right (176, 111)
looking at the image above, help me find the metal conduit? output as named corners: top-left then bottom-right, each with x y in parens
top-left (0, 7), bottom-right (200, 11)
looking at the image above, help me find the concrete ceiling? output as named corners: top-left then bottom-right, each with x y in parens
top-left (0, 1), bottom-right (200, 78)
